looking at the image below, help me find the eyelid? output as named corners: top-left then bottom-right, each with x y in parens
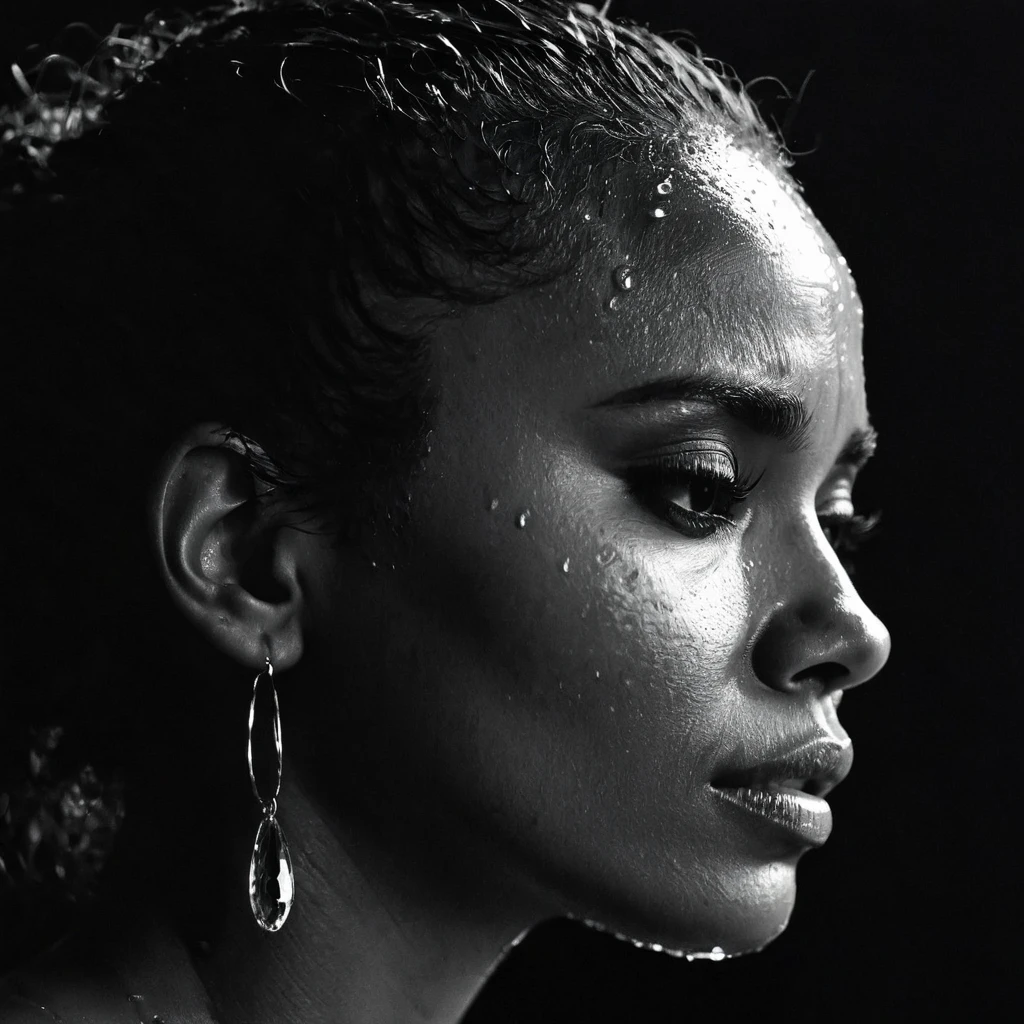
top-left (629, 438), bottom-right (737, 474)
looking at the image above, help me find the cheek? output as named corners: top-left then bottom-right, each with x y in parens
top-left (409, 423), bottom-right (755, 764)
top-left (574, 530), bottom-right (752, 755)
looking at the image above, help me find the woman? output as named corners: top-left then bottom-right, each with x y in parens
top-left (0, 1), bottom-right (890, 1020)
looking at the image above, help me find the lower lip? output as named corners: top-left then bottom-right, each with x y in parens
top-left (712, 786), bottom-right (834, 847)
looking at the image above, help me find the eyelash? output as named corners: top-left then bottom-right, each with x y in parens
top-left (627, 452), bottom-right (882, 567)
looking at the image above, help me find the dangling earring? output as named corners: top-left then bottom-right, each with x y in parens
top-left (247, 655), bottom-right (295, 931)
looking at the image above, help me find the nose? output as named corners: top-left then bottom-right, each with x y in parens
top-left (750, 533), bottom-right (892, 697)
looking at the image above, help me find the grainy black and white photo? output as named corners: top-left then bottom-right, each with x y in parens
top-left (0, 2), bottom-right (1018, 1021)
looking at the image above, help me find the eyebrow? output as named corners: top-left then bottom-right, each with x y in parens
top-left (590, 373), bottom-right (814, 451)
top-left (592, 373), bottom-right (878, 469)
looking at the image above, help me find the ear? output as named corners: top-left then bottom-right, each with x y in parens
top-left (148, 423), bottom-right (307, 671)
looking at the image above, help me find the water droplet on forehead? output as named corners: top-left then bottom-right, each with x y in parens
top-left (612, 265), bottom-right (634, 290)
top-left (656, 177), bottom-right (673, 195)
top-left (516, 510), bottom-right (530, 529)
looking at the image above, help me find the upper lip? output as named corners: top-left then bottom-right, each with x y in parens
top-left (711, 735), bottom-right (854, 799)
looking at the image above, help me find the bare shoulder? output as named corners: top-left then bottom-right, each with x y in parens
top-left (0, 953), bottom-right (139, 1024)
top-left (0, 922), bottom-right (220, 1024)
top-left (0, 983), bottom-right (63, 1023)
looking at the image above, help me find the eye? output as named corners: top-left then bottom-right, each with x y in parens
top-left (626, 448), bottom-right (760, 539)
top-left (665, 475), bottom-right (725, 515)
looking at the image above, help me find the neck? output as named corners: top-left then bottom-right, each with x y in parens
top-left (154, 777), bottom-right (546, 1024)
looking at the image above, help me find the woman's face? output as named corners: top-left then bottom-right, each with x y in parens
top-left (299, 139), bottom-right (890, 956)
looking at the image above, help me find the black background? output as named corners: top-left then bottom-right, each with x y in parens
top-left (2, 1), bottom-right (1020, 1020)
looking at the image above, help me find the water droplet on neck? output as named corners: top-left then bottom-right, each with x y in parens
top-left (686, 945), bottom-right (728, 961)
top-left (612, 265), bottom-right (634, 290)
top-left (649, 207), bottom-right (667, 220)
top-left (516, 510), bottom-right (530, 529)
top-left (656, 177), bottom-right (673, 195)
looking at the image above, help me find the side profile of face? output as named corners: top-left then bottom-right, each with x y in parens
top-left (294, 133), bottom-right (892, 957)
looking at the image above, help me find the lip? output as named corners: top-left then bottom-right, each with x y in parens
top-left (710, 736), bottom-right (854, 848)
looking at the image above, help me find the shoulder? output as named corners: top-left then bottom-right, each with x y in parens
top-left (0, 985), bottom-right (61, 1023)
top-left (0, 922), bottom-right (221, 1024)
top-left (0, 951), bottom-right (139, 1024)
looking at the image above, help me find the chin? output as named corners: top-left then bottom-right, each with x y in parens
top-left (571, 857), bottom-right (801, 960)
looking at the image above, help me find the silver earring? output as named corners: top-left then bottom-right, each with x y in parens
top-left (247, 656), bottom-right (295, 931)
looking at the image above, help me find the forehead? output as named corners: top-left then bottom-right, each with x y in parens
top-left (436, 134), bottom-right (867, 439)
top-left (619, 132), bottom-right (861, 381)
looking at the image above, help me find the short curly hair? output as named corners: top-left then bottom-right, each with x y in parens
top-left (1, 0), bottom-right (783, 531)
top-left (0, 0), bottom-right (786, 965)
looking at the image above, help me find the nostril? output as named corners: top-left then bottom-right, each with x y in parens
top-left (791, 661), bottom-right (848, 688)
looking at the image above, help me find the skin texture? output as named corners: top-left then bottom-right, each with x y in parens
top-left (296, 137), bottom-right (889, 955)
top-left (1, 137), bottom-right (889, 1024)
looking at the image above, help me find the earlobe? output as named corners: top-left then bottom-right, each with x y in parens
top-left (149, 423), bottom-right (304, 670)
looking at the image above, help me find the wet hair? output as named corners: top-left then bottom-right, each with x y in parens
top-left (0, 0), bottom-right (784, 963)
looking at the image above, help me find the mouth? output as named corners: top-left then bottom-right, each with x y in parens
top-left (711, 736), bottom-right (854, 797)
top-left (710, 737), bottom-right (854, 848)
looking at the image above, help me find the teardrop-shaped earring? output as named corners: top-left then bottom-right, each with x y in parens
top-left (247, 656), bottom-right (295, 932)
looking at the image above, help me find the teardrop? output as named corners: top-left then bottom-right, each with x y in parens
top-left (249, 815), bottom-right (295, 932)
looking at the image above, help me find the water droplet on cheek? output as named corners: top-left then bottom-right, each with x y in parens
top-left (612, 264), bottom-right (635, 290)
top-left (516, 510), bottom-right (531, 529)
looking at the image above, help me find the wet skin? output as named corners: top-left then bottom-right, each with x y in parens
top-left (298, 136), bottom-right (892, 957)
